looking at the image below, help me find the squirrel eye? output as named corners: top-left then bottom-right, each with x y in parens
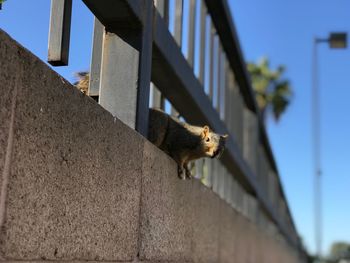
top-left (206, 137), bottom-right (210, 142)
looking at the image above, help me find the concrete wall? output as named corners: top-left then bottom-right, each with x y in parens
top-left (0, 29), bottom-right (303, 262)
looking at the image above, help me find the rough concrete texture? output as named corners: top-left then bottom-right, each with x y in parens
top-left (140, 141), bottom-right (193, 261)
top-left (0, 32), bottom-right (20, 196)
top-left (0, 29), bottom-right (304, 263)
top-left (191, 181), bottom-right (221, 262)
top-left (0, 30), bottom-right (142, 261)
top-left (218, 202), bottom-right (238, 263)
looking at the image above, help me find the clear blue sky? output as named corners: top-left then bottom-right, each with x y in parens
top-left (1, 0), bottom-right (349, 256)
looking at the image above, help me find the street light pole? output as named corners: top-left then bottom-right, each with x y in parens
top-left (312, 32), bottom-right (347, 258)
top-left (312, 37), bottom-right (322, 258)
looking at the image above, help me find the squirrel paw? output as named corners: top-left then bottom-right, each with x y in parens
top-left (185, 169), bottom-right (192, 180)
top-left (178, 166), bottom-right (186, 180)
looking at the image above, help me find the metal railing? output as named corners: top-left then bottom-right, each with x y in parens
top-left (47, 0), bottom-right (305, 257)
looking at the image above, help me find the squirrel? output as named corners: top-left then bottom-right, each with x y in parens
top-left (148, 108), bottom-right (228, 179)
top-left (74, 72), bottom-right (228, 179)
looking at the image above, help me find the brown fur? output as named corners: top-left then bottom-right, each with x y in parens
top-left (74, 72), bottom-right (89, 95)
top-left (75, 72), bottom-right (228, 179)
top-left (149, 108), bottom-right (228, 179)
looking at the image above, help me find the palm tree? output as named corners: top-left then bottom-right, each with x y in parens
top-left (247, 57), bottom-right (292, 122)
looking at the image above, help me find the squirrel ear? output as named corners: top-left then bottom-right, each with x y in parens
top-left (201, 125), bottom-right (210, 138)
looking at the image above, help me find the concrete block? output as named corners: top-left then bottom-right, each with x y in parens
top-left (232, 214), bottom-right (251, 263)
top-left (139, 141), bottom-right (193, 262)
top-left (218, 202), bottom-right (238, 263)
top-left (191, 181), bottom-right (221, 262)
top-left (0, 31), bottom-right (20, 195)
top-left (246, 223), bottom-right (259, 263)
top-left (0, 29), bottom-right (304, 263)
top-left (0, 29), bottom-right (143, 261)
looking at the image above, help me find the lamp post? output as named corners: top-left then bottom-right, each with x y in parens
top-left (312, 32), bottom-right (347, 258)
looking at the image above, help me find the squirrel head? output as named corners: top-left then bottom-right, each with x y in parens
top-left (200, 126), bottom-right (228, 159)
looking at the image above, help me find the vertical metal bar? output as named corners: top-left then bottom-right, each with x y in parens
top-left (216, 43), bottom-right (221, 112)
top-left (252, 114), bottom-right (258, 175)
top-left (264, 153), bottom-right (269, 199)
top-left (48, 0), bottom-right (72, 66)
top-left (194, 159), bottom-right (203, 179)
top-left (216, 162), bottom-right (221, 197)
top-left (208, 21), bottom-right (215, 100)
top-left (187, 0), bottom-right (196, 67)
top-left (220, 56), bottom-right (226, 120)
top-left (312, 39), bottom-right (322, 257)
top-left (163, 0), bottom-right (170, 26)
top-left (273, 173), bottom-right (278, 212)
top-left (88, 18), bottom-right (104, 96)
top-left (99, 33), bottom-right (139, 128)
top-left (269, 175), bottom-right (274, 214)
top-left (235, 182), bottom-right (242, 213)
top-left (227, 173), bottom-right (233, 206)
top-left (232, 85), bottom-right (238, 143)
top-left (267, 170), bottom-right (273, 204)
top-left (242, 192), bottom-right (247, 217)
top-left (151, 84), bottom-right (164, 109)
top-left (227, 71), bottom-right (235, 137)
top-left (198, 1), bottom-right (206, 84)
top-left (224, 169), bottom-right (229, 203)
top-left (135, 1), bottom-right (154, 135)
top-left (211, 159), bottom-right (218, 192)
top-left (195, 0), bottom-right (206, 180)
top-left (99, 2), bottom-right (153, 136)
top-left (257, 146), bottom-right (263, 195)
top-left (220, 164), bottom-right (225, 199)
top-left (174, 0), bottom-right (183, 47)
top-left (154, 0), bottom-right (168, 110)
top-left (171, 0), bottom-right (183, 116)
top-left (263, 150), bottom-right (269, 198)
top-left (234, 83), bottom-right (244, 151)
top-left (224, 64), bottom-right (231, 127)
top-left (232, 178), bottom-right (240, 211)
top-left (155, 0), bottom-right (169, 24)
top-left (259, 147), bottom-right (265, 197)
top-left (243, 109), bottom-right (258, 175)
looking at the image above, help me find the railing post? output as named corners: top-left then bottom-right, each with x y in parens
top-left (219, 55), bottom-right (226, 120)
top-left (150, 84), bottom-right (165, 109)
top-left (233, 83), bottom-right (244, 151)
top-left (170, 0), bottom-right (183, 117)
top-left (208, 21), bottom-right (215, 100)
top-left (48, 0), bottom-right (72, 66)
top-left (187, 0), bottom-right (197, 67)
top-left (152, 0), bottom-right (169, 109)
top-left (243, 108), bottom-right (258, 175)
top-left (174, 0), bottom-right (184, 47)
top-left (135, 1), bottom-right (154, 136)
top-left (98, 1), bottom-right (154, 136)
top-left (155, 0), bottom-right (169, 24)
top-left (215, 41), bottom-right (221, 112)
top-left (198, 0), bottom-right (206, 84)
top-left (88, 18), bottom-right (104, 97)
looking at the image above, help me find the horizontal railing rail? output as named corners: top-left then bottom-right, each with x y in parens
top-left (46, 0), bottom-right (305, 257)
